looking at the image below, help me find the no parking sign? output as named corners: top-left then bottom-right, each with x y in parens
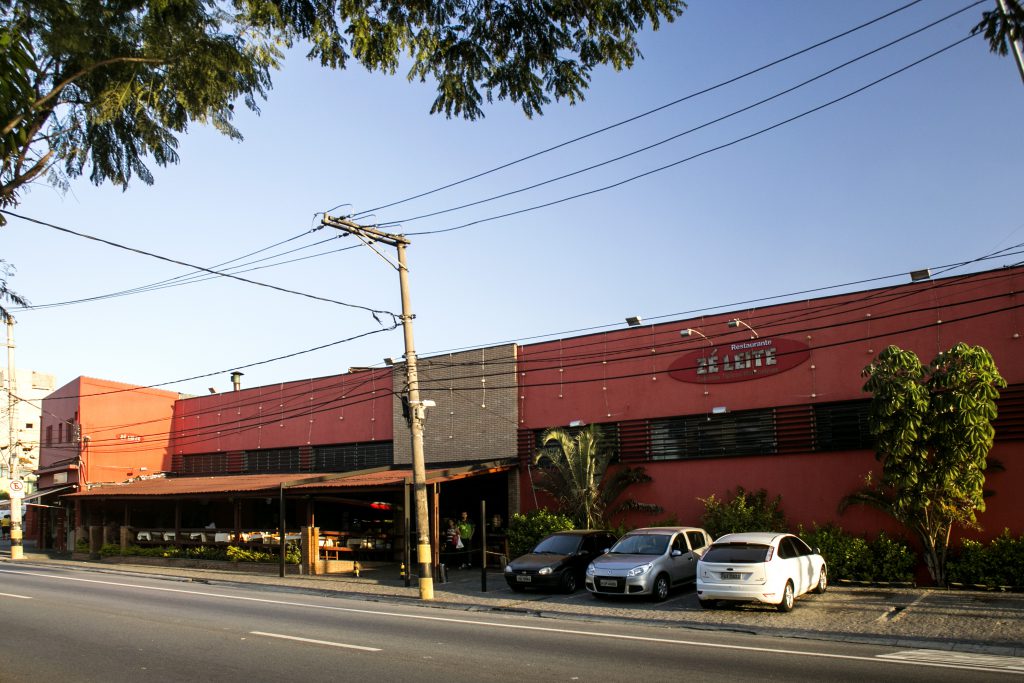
top-left (7, 479), bottom-right (24, 498)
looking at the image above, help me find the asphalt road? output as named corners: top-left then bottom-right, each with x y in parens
top-left (2, 563), bottom-right (1022, 682)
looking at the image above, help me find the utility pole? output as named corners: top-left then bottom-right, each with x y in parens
top-left (321, 215), bottom-right (434, 600)
top-left (998, 0), bottom-right (1024, 86)
top-left (5, 319), bottom-right (23, 559)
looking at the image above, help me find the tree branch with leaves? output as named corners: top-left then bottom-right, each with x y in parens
top-left (840, 343), bottom-right (1005, 585)
top-left (533, 424), bottom-right (660, 529)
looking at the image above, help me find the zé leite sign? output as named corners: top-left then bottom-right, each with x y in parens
top-left (668, 337), bottom-right (811, 384)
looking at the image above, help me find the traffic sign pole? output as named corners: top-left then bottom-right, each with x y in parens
top-left (8, 479), bottom-right (24, 560)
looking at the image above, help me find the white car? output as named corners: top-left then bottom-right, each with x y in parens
top-left (696, 532), bottom-right (827, 612)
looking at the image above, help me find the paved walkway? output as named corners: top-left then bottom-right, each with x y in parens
top-left (2, 543), bottom-right (1022, 657)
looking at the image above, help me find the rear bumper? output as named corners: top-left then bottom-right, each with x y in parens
top-left (696, 579), bottom-right (779, 604)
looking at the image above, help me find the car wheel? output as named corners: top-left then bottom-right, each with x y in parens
top-left (651, 574), bottom-right (671, 602)
top-left (561, 571), bottom-right (578, 594)
top-left (698, 598), bottom-right (717, 609)
top-left (777, 581), bottom-right (795, 612)
top-left (813, 566), bottom-right (828, 594)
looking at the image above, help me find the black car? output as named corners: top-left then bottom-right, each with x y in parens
top-left (504, 530), bottom-right (618, 593)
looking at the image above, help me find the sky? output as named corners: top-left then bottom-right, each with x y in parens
top-left (2, 0), bottom-right (1023, 398)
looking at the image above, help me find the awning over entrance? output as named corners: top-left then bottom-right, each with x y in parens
top-left (0, 485), bottom-right (74, 509)
top-left (63, 461), bottom-right (516, 499)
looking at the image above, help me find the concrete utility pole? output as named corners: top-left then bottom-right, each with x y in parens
top-left (6, 319), bottom-right (23, 559)
top-left (321, 215), bottom-right (434, 600)
top-left (998, 0), bottom-right (1024, 85)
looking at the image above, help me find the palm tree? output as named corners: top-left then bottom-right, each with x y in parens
top-left (533, 424), bottom-right (659, 529)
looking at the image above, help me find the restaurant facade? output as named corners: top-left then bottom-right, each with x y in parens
top-left (31, 267), bottom-right (1024, 562)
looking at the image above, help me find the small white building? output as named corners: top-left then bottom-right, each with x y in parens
top-left (1, 368), bottom-right (57, 483)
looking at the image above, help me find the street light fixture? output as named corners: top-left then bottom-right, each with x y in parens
top-left (728, 319), bottom-right (759, 338)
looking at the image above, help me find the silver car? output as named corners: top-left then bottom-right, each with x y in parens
top-left (585, 526), bottom-right (712, 601)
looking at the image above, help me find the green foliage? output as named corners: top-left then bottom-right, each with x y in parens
top-left (98, 543), bottom-right (298, 564)
top-left (699, 487), bottom-right (787, 540)
top-left (947, 530), bottom-right (1024, 588)
top-left (844, 343), bottom-right (1006, 585)
top-left (799, 524), bottom-right (914, 583)
top-left (974, 0), bottom-right (1024, 58)
top-left (506, 508), bottom-right (574, 559)
top-left (533, 424), bottom-right (660, 528)
top-left (0, 260), bottom-right (28, 323)
top-left (0, 0), bottom-right (685, 213)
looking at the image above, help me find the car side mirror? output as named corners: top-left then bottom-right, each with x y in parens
top-left (671, 549), bottom-right (682, 557)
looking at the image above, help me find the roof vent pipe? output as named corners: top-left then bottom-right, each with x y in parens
top-left (230, 371), bottom-right (243, 391)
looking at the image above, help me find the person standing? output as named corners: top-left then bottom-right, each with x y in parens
top-left (457, 511), bottom-right (475, 568)
top-left (1, 514), bottom-right (10, 540)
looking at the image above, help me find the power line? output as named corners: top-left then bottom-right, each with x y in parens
top-left (1, 209), bottom-right (398, 323)
top-left (405, 33), bottom-right (979, 238)
top-left (387, 1), bottom-right (984, 227)
top-left (348, 0), bottom-right (929, 219)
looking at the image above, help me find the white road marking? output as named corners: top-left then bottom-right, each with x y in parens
top-left (1, 568), bottom-right (1019, 675)
top-left (250, 631), bottom-right (380, 652)
top-left (878, 650), bottom-right (1024, 674)
top-left (0, 591), bottom-right (32, 599)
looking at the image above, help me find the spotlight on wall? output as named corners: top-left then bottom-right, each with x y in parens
top-left (384, 357), bottom-right (395, 366)
top-left (727, 318), bottom-right (759, 338)
top-left (909, 268), bottom-right (931, 282)
top-left (680, 328), bottom-right (712, 343)
top-left (569, 419), bottom-right (584, 427)
top-left (711, 406), bottom-right (728, 414)
top-left (625, 316), bottom-right (643, 327)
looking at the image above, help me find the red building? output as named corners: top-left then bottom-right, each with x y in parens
top-left (516, 267), bottom-right (1023, 540)
top-left (33, 377), bottom-right (179, 548)
top-left (36, 267), bottom-right (1024, 558)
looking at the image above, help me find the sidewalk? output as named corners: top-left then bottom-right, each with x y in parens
top-left (3, 544), bottom-right (1022, 657)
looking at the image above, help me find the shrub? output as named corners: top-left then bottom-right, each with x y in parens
top-left (798, 524), bottom-right (914, 583)
top-left (699, 487), bottom-right (787, 540)
top-left (507, 508), bottom-right (575, 558)
top-left (947, 530), bottom-right (1024, 587)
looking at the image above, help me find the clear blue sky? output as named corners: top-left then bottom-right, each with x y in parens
top-left (3, 0), bottom-right (1023, 397)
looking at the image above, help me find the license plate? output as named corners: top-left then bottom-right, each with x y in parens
top-left (720, 572), bottom-right (741, 580)
top-left (599, 579), bottom-right (617, 587)
top-left (516, 575), bottom-right (532, 583)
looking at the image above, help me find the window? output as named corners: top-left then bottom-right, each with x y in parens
top-left (177, 453), bottom-right (228, 475)
top-left (58, 423), bottom-right (63, 443)
top-left (648, 408), bottom-right (777, 460)
top-left (703, 543), bottom-right (771, 563)
top-left (244, 448), bottom-right (300, 473)
top-left (814, 400), bottom-right (873, 451)
top-left (313, 442), bottom-right (392, 471)
top-left (687, 530), bottom-right (708, 551)
top-left (45, 425), bottom-right (52, 446)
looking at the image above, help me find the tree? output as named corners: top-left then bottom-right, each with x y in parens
top-left (974, 0), bottom-right (1024, 60)
top-left (0, 0), bottom-right (686, 216)
top-left (533, 424), bottom-right (659, 529)
top-left (0, 260), bottom-right (28, 323)
top-left (840, 343), bottom-right (1006, 586)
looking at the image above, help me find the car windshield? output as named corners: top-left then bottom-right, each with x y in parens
top-left (533, 534), bottom-right (582, 555)
top-left (610, 534), bottom-right (669, 555)
top-left (702, 543), bottom-right (772, 563)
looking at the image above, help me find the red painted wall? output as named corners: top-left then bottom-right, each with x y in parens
top-left (171, 369), bottom-right (393, 454)
top-left (517, 268), bottom-right (1024, 540)
top-left (38, 377), bottom-right (178, 485)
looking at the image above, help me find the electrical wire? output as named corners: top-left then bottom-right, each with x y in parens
top-left (0, 209), bottom-right (399, 323)
top-left (405, 33), bottom-right (979, 238)
top-left (348, 0), bottom-right (929, 220)
top-left (387, 2), bottom-right (984, 227)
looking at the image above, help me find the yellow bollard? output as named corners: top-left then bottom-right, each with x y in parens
top-left (399, 562), bottom-right (406, 579)
top-left (354, 561), bottom-right (361, 577)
